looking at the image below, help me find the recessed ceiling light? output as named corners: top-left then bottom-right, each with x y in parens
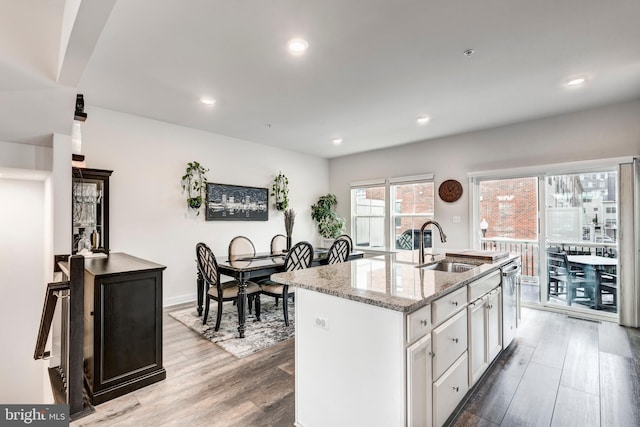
top-left (288, 38), bottom-right (309, 55)
top-left (565, 77), bottom-right (587, 87)
top-left (331, 138), bottom-right (343, 145)
top-left (463, 49), bottom-right (475, 57)
top-left (200, 97), bottom-right (216, 106)
top-left (416, 115), bottom-right (431, 125)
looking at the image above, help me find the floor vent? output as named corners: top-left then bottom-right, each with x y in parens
top-left (567, 315), bottom-right (601, 324)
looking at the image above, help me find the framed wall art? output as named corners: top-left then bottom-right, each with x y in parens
top-left (205, 183), bottom-right (269, 221)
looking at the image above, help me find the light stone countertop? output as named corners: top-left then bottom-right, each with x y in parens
top-left (270, 251), bottom-right (520, 313)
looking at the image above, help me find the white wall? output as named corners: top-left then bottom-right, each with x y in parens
top-left (0, 140), bottom-right (52, 171)
top-left (80, 107), bottom-right (329, 305)
top-left (329, 100), bottom-right (640, 250)
top-left (0, 178), bottom-right (48, 403)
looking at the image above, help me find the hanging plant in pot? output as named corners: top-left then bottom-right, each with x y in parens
top-left (271, 171), bottom-right (289, 212)
top-left (311, 193), bottom-right (346, 244)
top-left (181, 161), bottom-right (209, 215)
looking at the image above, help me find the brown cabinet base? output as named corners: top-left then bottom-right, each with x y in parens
top-left (83, 253), bottom-right (167, 405)
top-left (89, 368), bottom-right (166, 405)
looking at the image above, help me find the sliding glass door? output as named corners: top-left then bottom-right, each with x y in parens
top-left (472, 166), bottom-right (620, 320)
top-left (545, 170), bottom-right (618, 316)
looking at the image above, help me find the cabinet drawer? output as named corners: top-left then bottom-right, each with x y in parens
top-left (432, 286), bottom-right (466, 326)
top-left (432, 309), bottom-right (468, 380)
top-left (407, 304), bottom-right (431, 344)
top-left (468, 270), bottom-right (501, 302)
top-left (433, 352), bottom-right (469, 427)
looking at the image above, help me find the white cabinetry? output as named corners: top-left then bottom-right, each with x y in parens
top-left (432, 309), bottom-right (467, 380)
top-left (487, 287), bottom-right (502, 362)
top-left (293, 261), bottom-right (513, 427)
top-left (406, 304), bottom-right (432, 427)
top-left (433, 352), bottom-right (469, 427)
top-left (467, 272), bottom-right (503, 387)
top-left (431, 308), bottom-right (469, 427)
top-left (468, 295), bottom-right (489, 385)
top-left (407, 334), bottom-right (432, 427)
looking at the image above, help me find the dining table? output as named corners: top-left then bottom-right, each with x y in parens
top-left (196, 248), bottom-right (364, 338)
top-left (567, 254), bottom-right (617, 309)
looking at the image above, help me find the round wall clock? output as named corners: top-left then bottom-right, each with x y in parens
top-left (438, 179), bottom-right (463, 203)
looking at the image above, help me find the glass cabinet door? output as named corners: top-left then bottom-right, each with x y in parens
top-left (72, 168), bottom-right (112, 254)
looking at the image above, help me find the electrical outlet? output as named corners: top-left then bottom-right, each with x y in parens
top-left (314, 315), bottom-right (329, 330)
top-left (453, 215), bottom-right (461, 223)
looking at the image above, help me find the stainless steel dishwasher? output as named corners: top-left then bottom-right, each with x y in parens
top-left (501, 258), bottom-right (521, 348)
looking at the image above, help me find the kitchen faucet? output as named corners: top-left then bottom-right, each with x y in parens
top-left (419, 220), bottom-right (447, 264)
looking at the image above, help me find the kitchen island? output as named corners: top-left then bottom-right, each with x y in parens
top-left (271, 251), bottom-right (520, 427)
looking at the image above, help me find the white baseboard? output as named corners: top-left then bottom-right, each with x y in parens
top-left (163, 293), bottom-right (196, 308)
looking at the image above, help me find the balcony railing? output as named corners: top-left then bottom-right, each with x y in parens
top-left (481, 237), bottom-right (618, 312)
top-left (480, 238), bottom-right (617, 276)
top-left (480, 237), bottom-right (539, 277)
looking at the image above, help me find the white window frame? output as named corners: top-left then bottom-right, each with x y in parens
top-left (350, 173), bottom-right (434, 252)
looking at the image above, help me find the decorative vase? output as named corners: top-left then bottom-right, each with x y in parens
top-left (322, 237), bottom-right (335, 248)
top-left (286, 235), bottom-right (292, 251)
top-left (91, 229), bottom-right (100, 249)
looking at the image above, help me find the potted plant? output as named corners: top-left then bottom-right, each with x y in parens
top-left (311, 194), bottom-right (346, 242)
top-left (271, 171), bottom-right (289, 211)
top-left (181, 161), bottom-right (209, 214)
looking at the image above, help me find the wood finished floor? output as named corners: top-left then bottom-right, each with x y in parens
top-left (449, 308), bottom-right (640, 427)
top-left (71, 302), bottom-right (295, 427)
top-left (71, 304), bottom-right (639, 427)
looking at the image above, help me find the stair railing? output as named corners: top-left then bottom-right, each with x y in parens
top-left (34, 255), bottom-right (87, 419)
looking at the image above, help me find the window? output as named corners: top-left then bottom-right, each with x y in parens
top-left (391, 180), bottom-right (434, 255)
top-left (351, 184), bottom-right (386, 250)
top-left (351, 174), bottom-right (434, 252)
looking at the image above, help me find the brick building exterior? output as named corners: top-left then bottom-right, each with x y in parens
top-left (479, 177), bottom-right (538, 240)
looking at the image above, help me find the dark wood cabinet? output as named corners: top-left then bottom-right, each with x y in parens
top-left (83, 253), bottom-right (166, 404)
top-left (72, 167), bottom-right (112, 254)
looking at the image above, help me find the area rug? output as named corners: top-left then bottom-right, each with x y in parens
top-left (169, 299), bottom-right (295, 358)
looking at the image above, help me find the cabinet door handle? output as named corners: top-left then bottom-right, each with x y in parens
top-left (488, 304), bottom-right (493, 309)
top-left (429, 351), bottom-right (435, 358)
top-left (451, 338), bottom-right (459, 343)
top-left (420, 319), bottom-right (429, 326)
top-left (450, 301), bottom-right (459, 306)
top-left (453, 386), bottom-right (460, 392)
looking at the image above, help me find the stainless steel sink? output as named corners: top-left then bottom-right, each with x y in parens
top-left (420, 261), bottom-right (476, 273)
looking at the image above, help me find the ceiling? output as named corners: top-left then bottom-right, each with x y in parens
top-left (2, 1), bottom-right (640, 158)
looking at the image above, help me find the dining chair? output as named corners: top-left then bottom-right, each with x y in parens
top-left (270, 234), bottom-right (287, 254)
top-left (229, 236), bottom-right (259, 313)
top-left (196, 242), bottom-right (262, 330)
top-left (548, 251), bottom-right (593, 307)
top-left (595, 269), bottom-right (617, 311)
top-left (260, 241), bottom-right (314, 326)
top-left (335, 234), bottom-right (353, 254)
top-left (229, 235), bottom-right (256, 258)
top-left (547, 249), bottom-right (567, 296)
top-left (328, 237), bottom-right (350, 264)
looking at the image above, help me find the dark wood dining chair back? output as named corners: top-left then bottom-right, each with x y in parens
top-left (196, 242), bottom-right (219, 287)
top-left (328, 238), bottom-right (350, 264)
top-left (285, 241), bottom-right (314, 271)
top-left (271, 234), bottom-right (287, 254)
top-left (197, 242), bottom-right (261, 330)
top-left (259, 240), bottom-right (313, 326)
top-left (336, 234), bottom-right (353, 253)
